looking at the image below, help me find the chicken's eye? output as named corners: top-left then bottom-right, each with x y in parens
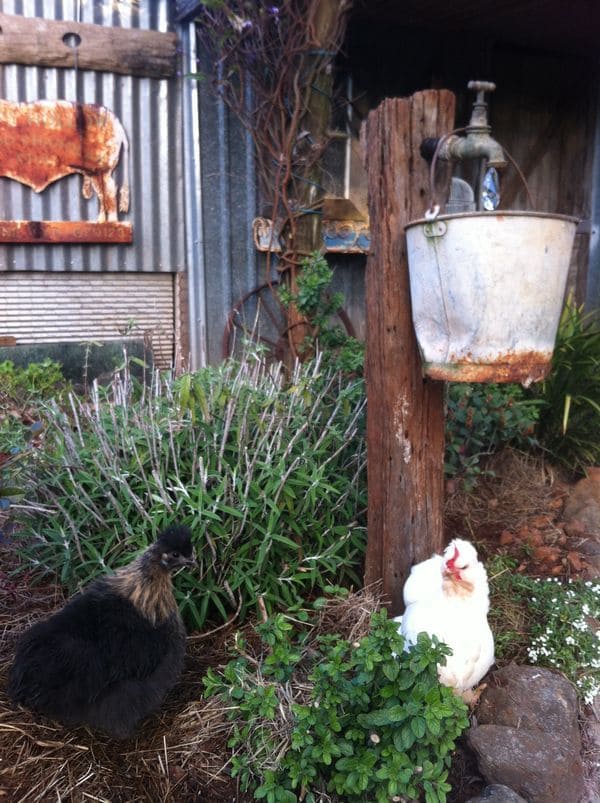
top-left (171, 551), bottom-right (180, 558)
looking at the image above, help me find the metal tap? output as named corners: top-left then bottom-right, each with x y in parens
top-left (423, 81), bottom-right (508, 170)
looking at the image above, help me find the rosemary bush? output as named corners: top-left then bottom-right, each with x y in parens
top-left (204, 607), bottom-right (469, 803)
top-left (14, 354), bottom-right (367, 629)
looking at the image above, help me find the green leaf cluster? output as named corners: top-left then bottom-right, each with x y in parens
top-left (12, 354), bottom-right (366, 629)
top-left (489, 556), bottom-right (600, 705)
top-left (204, 608), bottom-right (469, 803)
top-left (528, 298), bottom-right (600, 473)
top-left (0, 358), bottom-right (69, 406)
top-left (279, 252), bottom-right (365, 374)
top-left (445, 383), bottom-right (539, 488)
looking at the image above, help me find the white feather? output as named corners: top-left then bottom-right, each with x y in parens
top-left (399, 539), bottom-right (495, 694)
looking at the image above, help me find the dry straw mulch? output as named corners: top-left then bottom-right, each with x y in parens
top-left (444, 448), bottom-right (563, 539)
top-left (0, 547), bottom-right (243, 803)
top-left (0, 552), bottom-right (384, 803)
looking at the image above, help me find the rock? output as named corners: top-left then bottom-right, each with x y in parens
top-left (581, 693), bottom-right (600, 803)
top-left (578, 539), bottom-right (600, 579)
top-left (468, 725), bottom-right (584, 803)
top-left (466, 782), bottom-right (529, 802)
top-left (468, 665), bottom-right (584, 803)
top-left (476, 665), bottom-right (581, 741)
top-left (564, 518), bottom-right (588, 538)
top-left (563, 469), bottom-right (600, 537)
top-left (531, 545), bottom-right (562, 565)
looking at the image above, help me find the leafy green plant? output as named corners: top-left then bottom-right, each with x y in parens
top-left (445, 383), bottom-right (539, 488)
top-left (279, 252), bottom-right (365, 374)
top-left (0, 358), bottom-right (68, 405)
top-left (203, 606), bottom-right (469, 803)
top-left (530, 298), bottom-right (600, 473)
top-left (13, 353), bottom-right (367, 629)
top-left (0, 419), bottom-right (44, 526)
top-left (488, 556), bottom-right (600, 704)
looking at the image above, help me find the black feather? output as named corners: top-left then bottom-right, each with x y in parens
top-left (155, 524), bottom-right (194, 558)
top-left (7, 524), bottom-right (192, 739)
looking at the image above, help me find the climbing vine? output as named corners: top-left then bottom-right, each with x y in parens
top-left (193, 0), bottom-right (351, 357)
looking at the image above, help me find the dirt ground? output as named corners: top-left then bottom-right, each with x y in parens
top-left (0, 449), bottom-right (597, 802)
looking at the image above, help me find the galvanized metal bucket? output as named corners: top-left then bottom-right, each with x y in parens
top-left (404, 210), bottom-right (578, 385)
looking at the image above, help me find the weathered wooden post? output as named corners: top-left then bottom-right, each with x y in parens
top-left (363, 90), bottom-right (456, 614)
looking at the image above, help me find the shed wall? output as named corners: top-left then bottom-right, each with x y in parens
top-left (0, 0), bottom-right (185, 273)
top-left (0, 271), bottom-right (174, 366)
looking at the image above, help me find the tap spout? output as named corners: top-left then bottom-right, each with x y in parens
top-left (420, 81), bottom-right (508, 171)
top-left (439, 132), bottom-right (508, 170)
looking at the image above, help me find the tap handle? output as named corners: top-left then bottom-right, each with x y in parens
top-left (468, 80), bottom-right (496, 105)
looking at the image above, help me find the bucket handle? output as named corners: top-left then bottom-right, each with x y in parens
top-left (426, 130), bottom-right (536, 218)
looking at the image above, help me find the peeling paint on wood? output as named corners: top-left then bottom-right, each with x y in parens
top-left (253, 215), bottom-right (371, 254)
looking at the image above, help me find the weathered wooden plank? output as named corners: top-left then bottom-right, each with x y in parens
top-left (0, 13), bottom-right (178, 79)
top-left (363, 90), bottom-right (455, 615)
top-left (0, 221), bottom-right (132, 244)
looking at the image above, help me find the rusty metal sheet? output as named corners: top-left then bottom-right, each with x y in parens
top-left (0, 1), bottom-right (186, 276)
top-left (0, 99), bottom-right (129, 224)
top-left (423, 350), bottom-right (552, 384)
top-left (0, 221), bottom-right (132, 244)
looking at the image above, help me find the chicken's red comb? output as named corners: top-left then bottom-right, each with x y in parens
top-left (445, 544), bottom-right (459, 569)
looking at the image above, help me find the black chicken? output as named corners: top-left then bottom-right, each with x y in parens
top-left (8, 524), bottom-right (195, 739)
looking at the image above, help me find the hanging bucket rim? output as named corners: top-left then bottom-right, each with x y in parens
top-left (405, 210), bottom-right (579, 231)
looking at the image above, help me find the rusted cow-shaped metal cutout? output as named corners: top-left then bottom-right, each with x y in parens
top-left (0, 99), bottom-right (131, 243)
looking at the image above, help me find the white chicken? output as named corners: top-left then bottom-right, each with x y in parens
top-left (396, 538), bottom-right (494, 700)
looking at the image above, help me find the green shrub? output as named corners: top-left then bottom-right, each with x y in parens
top-left (0, 357), bottom-right (68, 519)
top-left (529, 298), bottom-right (600, 473)
top-left (203, 607), bottom-right (469, 803)
top-left (279, 252), bottom-right (365, 374)
top-left (0, 420), bottom-right (44, 519)
top-left (0, 358), bottom-right (68, 405)
top-left (14, 354), bottom-right (367, 629)
top-left (489, 556), bottom-right (600, 704)
top-left (445, 383), bottom-right (539, 488)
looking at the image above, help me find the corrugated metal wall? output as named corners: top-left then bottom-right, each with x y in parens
top-left (0, 0), bottom-right (185, 273)
top-left (0, 271), bottom-right (174, 365)
top-left (188, 38), bottom-right (367, 365)
top-left (191, 43), bottom-right (262, 365)
top-left (0, 1), bottom-right (187, 369)
top-left (0, 2), bottom-right (362, 369)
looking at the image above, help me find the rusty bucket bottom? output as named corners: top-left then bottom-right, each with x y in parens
top-left (423, 355), bottom-right (552, 386)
